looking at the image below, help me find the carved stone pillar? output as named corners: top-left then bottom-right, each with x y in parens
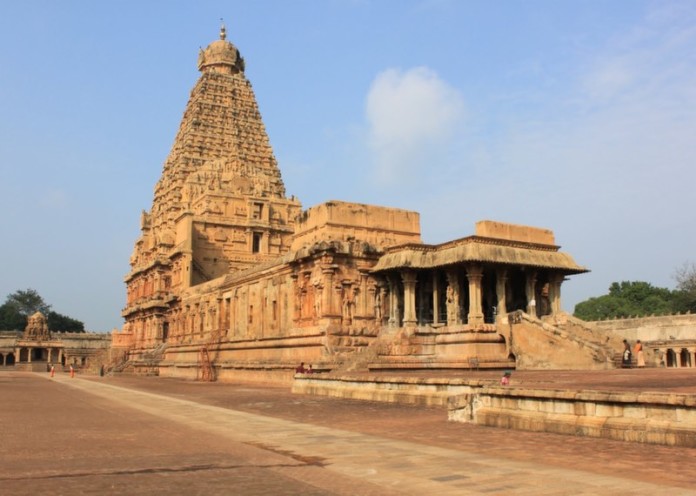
top-left (302, 271), bottom-right (312, 319)
top-left (341, 282), bottom-right (355, 327)
top-left (496, 268), bottom-right (508, 322)
top-left (215, 296), bottom-right (223, 333)
top-left (466, 265), bottom-right (484, 325)
top-left (445, 270), bottom-right (461, 326)
top-left (387, 275), bottom-right (399, 327)
top-left (432, 271), bottom-right (440, 325)
top-left (372, 284), bottom-right (385, 325)
top-left (321, 266), bottom-right (336, 317)
top-left (313, 281), bottom-right (323, 319)
top-left (401, 270), bottom-right (417, 326)
top-left (290, 273), bottom-right (300, 321)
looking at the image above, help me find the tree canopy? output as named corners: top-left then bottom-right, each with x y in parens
top-left (673, 262), bottom-right (696, 313)
top-left (0, 289), bottom-right (85, 332)
top-left (574, 278), bottom-right (691, 321)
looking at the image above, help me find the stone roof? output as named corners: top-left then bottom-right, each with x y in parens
top-left (371, 236), bottom-right (588, 274)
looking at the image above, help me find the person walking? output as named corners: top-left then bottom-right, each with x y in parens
top-left (634, 340), bottom-right (645, 368)
top-left (622, 339), bottom-right (632, 368)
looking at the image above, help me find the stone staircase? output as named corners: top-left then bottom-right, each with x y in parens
top-left (330, 329), bottom-right (396, 374)
top-left (509, 311), bottom-right (618, 370)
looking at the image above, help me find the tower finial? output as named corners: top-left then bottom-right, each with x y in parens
top-left (220, 18), bottom-right (227, 40)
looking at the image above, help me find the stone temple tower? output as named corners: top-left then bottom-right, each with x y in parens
top-left (123, 25), bottom-right (302, 328)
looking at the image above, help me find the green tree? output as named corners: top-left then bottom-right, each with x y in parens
top-left (47, 311), bottom-right (85, 332)
top-left (574, 281), bottom-right (677, 321)
top-left (673, 262), bottom-right (696, 313)
top-left (0, 302), bottom-right (26, 330)
top-left (0, 289), bottom-right (85, 332)
top-left (5, 288), bottom-right (51, 316)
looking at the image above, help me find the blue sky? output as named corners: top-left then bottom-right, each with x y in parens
top-left (1, 1), bottom-right (694, 331)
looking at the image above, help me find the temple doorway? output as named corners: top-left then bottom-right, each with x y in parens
top-left (680, 348), bottom-right (692, 367)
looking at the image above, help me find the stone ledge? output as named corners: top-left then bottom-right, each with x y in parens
top-left (472, 386), bottom-right (696, 407)
top-left (292, 375), bottom-right (485, 407)
top-left (448, 387), bottom-right (696, 447)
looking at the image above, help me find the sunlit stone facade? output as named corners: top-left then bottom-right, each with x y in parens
top-left (120, 27), bottom-right (593, 382)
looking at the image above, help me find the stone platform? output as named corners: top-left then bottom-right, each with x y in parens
top-left (293, 368), bottom-right (696, 447)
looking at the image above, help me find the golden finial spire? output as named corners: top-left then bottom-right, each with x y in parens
top-left (220, 18), bottom-right (227, 40)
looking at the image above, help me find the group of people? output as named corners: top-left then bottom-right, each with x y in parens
top-left (622, 339), bottom-right (646, 368)
top-left (295, 362), bottom-right (314, 374)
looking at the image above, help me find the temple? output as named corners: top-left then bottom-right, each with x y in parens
top-left (0, 312), bottom-right (110, 370)
top-left (116, 26), bottom-right (619, 383)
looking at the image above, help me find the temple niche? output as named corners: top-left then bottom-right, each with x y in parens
top-left (118, 26), bottom-right (598, 383)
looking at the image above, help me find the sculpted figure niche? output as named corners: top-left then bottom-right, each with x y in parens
top-left (24, 312), bottom-right (51, 340)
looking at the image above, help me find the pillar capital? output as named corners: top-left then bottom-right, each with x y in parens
top-left (401, 270), bottom-right (417, 285)
top-left (466, 265), bottom-right (483, 279)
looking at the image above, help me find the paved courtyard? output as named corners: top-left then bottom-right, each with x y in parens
top-left (1, 370), bottom-right (695, 495)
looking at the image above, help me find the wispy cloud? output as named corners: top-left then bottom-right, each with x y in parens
top-left (360, 1), bottom-right (696, 306)
top-left (365, 67), bottom-right (465, 184)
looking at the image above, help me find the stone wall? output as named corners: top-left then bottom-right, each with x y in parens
top-left (589, 313), bottom-right (696, 341)
top-left (291, 201), bottom-right (421, 251)
top-left (474, 221), bottom-right (555, 246)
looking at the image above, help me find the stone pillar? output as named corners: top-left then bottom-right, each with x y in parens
top-left (387, 275), bottom-right (399, 327)
top-left (231, 291), bottom-right (239, 337)
top-left (432, 271), bottom-right (440, 325)
top-left (290, 274), bottom-right (300, 321)
top-left (445, 270), bottom-right (461, 326)
top-left (309, 280), bottom-right (321, 321)
top-left (359, 271), bottom-right (369, 318)
top-left (495, 268), bottom-right (508, 323)
top-left (525, 270), bottom-right (538, 316)
top-left (549, 273), bottom-right (564, 315)
top-left (466, 265), bottom-right (484, 325)
top-left (302, 272), bottom-right (312, 320)
top-left (27, 348), bottom-right (32, 363)
top-left (216, 296), bottom-right (223, 334)
top-left (373, 284), bottom-right (384, 325)
top-left (341, 282), bottom-right (354, 327)
top-left (401, 270), bottom-right (417, 326)
top-left (321, 269), bottom-right (335, 317)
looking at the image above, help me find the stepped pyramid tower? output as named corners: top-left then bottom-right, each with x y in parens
top-left (124, 25), bottom-right (301, 327)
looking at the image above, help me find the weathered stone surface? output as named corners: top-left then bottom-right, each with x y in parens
top-left (448, 385), bottom-right (696, 447)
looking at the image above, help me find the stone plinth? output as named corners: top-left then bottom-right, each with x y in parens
top-left (448, 387), bottom-right (696, 448)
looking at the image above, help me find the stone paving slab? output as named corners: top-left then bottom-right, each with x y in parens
top-left (3, 370), bottom-right (696, 494)
top-left (3, 371), bottom-right (695, 495)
